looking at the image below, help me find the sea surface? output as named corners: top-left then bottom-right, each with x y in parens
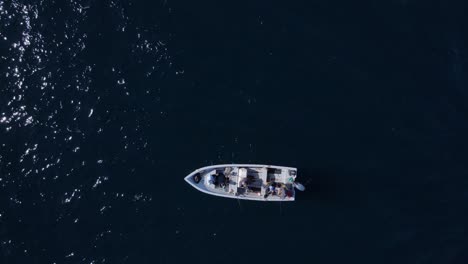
top-left (1, 1), bottom-right (468, 263)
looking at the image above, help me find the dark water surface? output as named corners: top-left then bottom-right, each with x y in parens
top-left (1, 1), bottom-right (468, 263)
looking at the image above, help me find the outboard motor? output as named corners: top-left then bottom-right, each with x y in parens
top-left (293, 182), bottom-right (305, 191)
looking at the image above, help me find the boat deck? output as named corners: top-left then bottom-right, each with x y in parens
top-left (185, 164), bottom-right (297, 201)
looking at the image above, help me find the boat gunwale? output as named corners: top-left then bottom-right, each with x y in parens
top-left (184, 164), bottom-right (296, 202)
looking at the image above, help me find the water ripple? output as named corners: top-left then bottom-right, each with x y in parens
top-left (0, 0), bottom-right (174, 262)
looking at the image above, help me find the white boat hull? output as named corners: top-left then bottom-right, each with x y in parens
top-left (184, 164), bottom-right (300, 201)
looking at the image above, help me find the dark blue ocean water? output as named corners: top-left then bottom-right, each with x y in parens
top-left (1, 1), bottom-right (468, 263)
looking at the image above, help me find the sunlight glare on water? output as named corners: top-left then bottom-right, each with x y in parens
top-left (0, 0), bottom-right (174, 262)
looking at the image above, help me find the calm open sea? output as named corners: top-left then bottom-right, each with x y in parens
top-left (1, 1), bottom-right (467, 263)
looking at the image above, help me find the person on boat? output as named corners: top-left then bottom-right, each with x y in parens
top-left (275, 187), bottom-right (281, 196)
top-left (268, 184), bottom-right (275, 195)
top-left (239, 177), bottom-right (247, 188)
top-left (218, 173), bottom-right (226, 188)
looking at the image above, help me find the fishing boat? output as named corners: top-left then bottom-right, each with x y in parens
top-left (184, 164), bottom-right (305, 201)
